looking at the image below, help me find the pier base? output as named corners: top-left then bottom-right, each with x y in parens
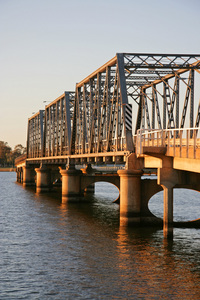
top-left (23, 166), bottom-right (35, 187)
top-left (81, 164), bottom-right (95, 194)
top-left (60, 165), bottom-right (83, 203)
top-left (117, 169), bottom-right (143, 226)
top-left (35, 165), bottom-right (51, 193)
top-left (17, 167), bottom-right (23, 183)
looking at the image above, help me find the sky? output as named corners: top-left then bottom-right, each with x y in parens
top-left (1, 0), bottom-right (200, 149)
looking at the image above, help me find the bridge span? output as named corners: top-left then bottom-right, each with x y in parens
top-left (15, 53), bottom-right (200, 238)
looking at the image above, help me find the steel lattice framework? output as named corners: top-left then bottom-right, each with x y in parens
top-left (27, 110), bottom-right (44, 158)
top-left (71, 53), bottom-right (200, 155)
top-left (122, 53), bottom-right (200, 133)
top-left (27, 92), bottom-right (75, 158)
top-left (26, 53), bottom-right (200, 159)
top-left (70, 54), bottom-right (134, 155)
top-left (44, 92), bottom-right (75, 156)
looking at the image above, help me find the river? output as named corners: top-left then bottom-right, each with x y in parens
top-left (0, 172), bottom-right (200, 299)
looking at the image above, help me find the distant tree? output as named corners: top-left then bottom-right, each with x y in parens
top-left (11, 144), bottom-right (26, 166)
top-left (13, 144), bottom-right (26, 155)
top-left (0, 141), bottom-right (26, 167)
top-left (0, 141), bottom-right (11, 166)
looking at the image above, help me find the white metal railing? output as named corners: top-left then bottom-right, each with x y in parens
top-left (136, 128), bottom-right (200, 159)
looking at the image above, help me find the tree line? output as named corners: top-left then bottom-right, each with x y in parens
top-left (0, 141), bottom-right (26, 167)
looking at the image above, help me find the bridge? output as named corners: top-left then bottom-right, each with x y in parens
top-left (15, 53), bottom-right (200, 239)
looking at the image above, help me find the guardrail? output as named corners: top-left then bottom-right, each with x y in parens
top-left (15, 154), bottom-right (27, 166)
top-left (136, 128), bottom-right (200, 159)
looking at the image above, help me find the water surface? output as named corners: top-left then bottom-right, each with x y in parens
top-left (0, 172), bottom-right (200, 299)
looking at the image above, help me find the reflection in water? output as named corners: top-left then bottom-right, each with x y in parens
top-left (116, 227), bottom-right (200, 298)
top-left (0, 173), bottom-right (200, 299)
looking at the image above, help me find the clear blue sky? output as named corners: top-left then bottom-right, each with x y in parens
top-left (1, 0), bottom-right (200, 149)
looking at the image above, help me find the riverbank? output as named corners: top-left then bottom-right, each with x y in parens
top-left (0, 168), bottom-right (16, 172)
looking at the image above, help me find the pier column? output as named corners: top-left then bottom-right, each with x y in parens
top-left (17, 167), bottom-right (23, 183)
top-left (20, 167), bottom-right (23, 183)
top-left (16, 168), bottom-right (21, 183)
top-left (35, 165), bottom-right (51, 193)
top-left (59, 165), bottom-right (83, 203)
top-left (81, 164), bottom-right (95, 194)
top-left (117, 169), bottom-right (143, 226)
top-left (162, 183), bottom-right (174, 239)
top-left (23, 166), bottom-right (35, 187)
top-left (157, 157), bottom-right (178, 239)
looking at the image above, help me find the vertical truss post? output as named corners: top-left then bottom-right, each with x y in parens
top-left (55, 102), bottom-right (58, 156)
top-left (70, 86), bottom-right (78, 155)
top-left (39, 110), bottom-right (44, 157)
top-left (135, 94), bottom-right (142, 134)
top-left (43, 109), bottom-right (47, 157)
top-left (163, 82), bottom-right (167, 129)
top-left (47, 108), bottom-right (50, 156)
top-left (31, 118), bottom-right (34, 157)
top-left (82, 84), bottom-right (87, 154)
top-left (175, 77), bottom-right (179, 129)
top-left (65, 92), bottom-right (72, 153)
top-left (141, 88), bottom-right (145, 129)
top-left (190, 69), bottom-right (194, 137)
top-left (117, 53), bottom-right (134, 151)
top-left (106, 67), bottom-right (111, 142)
top-left (180, 70), bottom-right (192, 129)
top-left (59, 99), bottom-right (63, 155)
top-left (49, 107), bottom-right (51, 156)
top-left (52, 105), bottom-right (55, 156)
top-left (26, 120), bottom-right (30, 158)
top-left (152, 84), bottom-right (162, 129)
top-left (175, 77), bottom-right (179, 137)
top-left (97, 66), bottom-right (111, 152)
top-left (97, 73), bottom-right (102, 144)
top-left (143, 90), bottom-right (151, 129)
top-left (152, 92), bottom-right (155, 129)
top-left (89, 79), bottom-right (94, 131)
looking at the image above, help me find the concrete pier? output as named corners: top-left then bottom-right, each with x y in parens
top-left (81, 164), bottom-right (95, 194)
top-left (162, 184), bottom-right (174, 238)
top-left (157, 157), bottom-right (177, 239)
top-left (35, 165), bottom-right (51, 193)
top-left (59, 165), bottom-right (83, 202)
top-left (22, 166), bottom-right (35, 187)
top-left (117, 169), bottom-right (143, 226)
top-left (16, 167), bottom-right (23, 183)
top-left (16, 152), bottom-right (200, 240)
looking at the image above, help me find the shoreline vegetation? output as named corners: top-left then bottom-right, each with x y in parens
top-left (0, 168), bottom-right (16, 172)
top-left (0, 141), bottom-right (26, 169)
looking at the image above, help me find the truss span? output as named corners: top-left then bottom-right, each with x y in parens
top-left (26, 53), bottom-right (200, 159)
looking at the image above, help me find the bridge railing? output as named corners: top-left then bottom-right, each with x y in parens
top-left (136, 128), bottom-right (200, 159)
top-left (15, 154), bottom-right (27, 166)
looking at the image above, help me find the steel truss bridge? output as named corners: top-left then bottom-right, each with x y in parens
top-left (23, 53), bottom-right (200, 164)
top-left (15, 53), bottom-right (200, 238)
